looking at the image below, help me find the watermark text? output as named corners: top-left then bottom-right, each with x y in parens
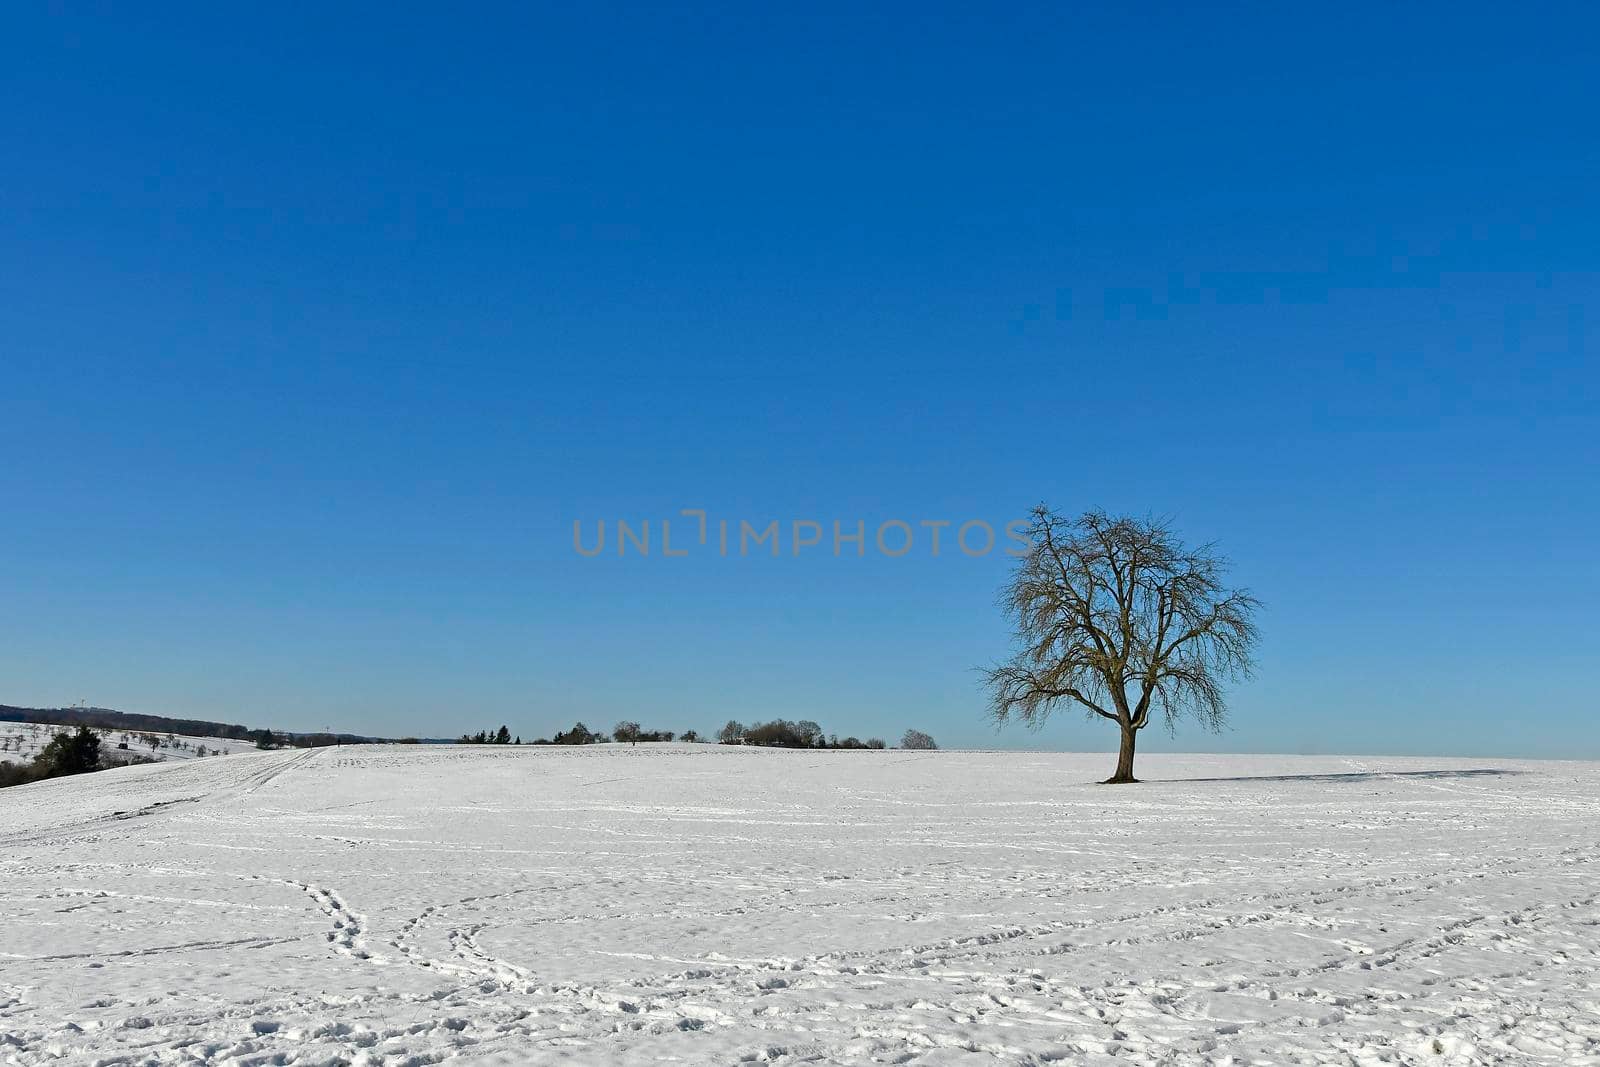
top-left (573, 510), bottom-right (1030, 559)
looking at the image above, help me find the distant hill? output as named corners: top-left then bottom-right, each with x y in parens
top-left (0, 705), bottom-right (379, 747)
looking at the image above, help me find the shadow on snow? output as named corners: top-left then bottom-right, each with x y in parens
top-left (1157, 768), bottom-right (1524, 785)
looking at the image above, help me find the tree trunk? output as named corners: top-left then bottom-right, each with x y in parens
top-left (1104, 724), bottom-right (1138, 784)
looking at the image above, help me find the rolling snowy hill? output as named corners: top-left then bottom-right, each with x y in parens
top-left (1, 745), bottom-right (1596, 1065)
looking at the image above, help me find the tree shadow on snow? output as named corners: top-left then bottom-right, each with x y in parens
top-left (1161, 768), bottom-right (1524, 785)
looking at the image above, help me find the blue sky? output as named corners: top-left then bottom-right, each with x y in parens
top-left (2, 5), bottom-right (1595, 755)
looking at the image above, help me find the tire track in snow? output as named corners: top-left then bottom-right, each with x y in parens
top-left (0, 747), bottom-right (321, 849)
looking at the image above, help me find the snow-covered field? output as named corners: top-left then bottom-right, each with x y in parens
top-left (2, 745), bottom-right (1596, 1065)
top-left (0, 721), bottom-right (252, 766)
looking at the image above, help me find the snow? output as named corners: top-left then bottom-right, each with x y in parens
top-left (1, 744), bottom-right (1597, 1065)
top-left (0, 721), bottom-right (253, 766)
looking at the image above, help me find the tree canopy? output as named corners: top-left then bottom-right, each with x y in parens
top-left (986, 506), bottom-right (1258, 782)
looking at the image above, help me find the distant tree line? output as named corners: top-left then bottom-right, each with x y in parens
top-left (458, 725), bottom-right (518, 745)
top-left (0, 706), bottom-right (376, 748)
top-left (542, 722), bottom-right (601, 745)
top-left (456, 722), bottom-right (613, 745)
top-left (452, 719), bottom-right (930, 749)
top-left (1, 705), bottom-right (260, 741)
top-left (117, 730), bottom-right (228, 756)
top-left (611, 721), bottom-right (680, 744)
top-left (250, 729), bottom-right (359, 750)
top-left (714, 719), bottom-right (919, 750)
top-left (4, 705), bottom-right (940, 758)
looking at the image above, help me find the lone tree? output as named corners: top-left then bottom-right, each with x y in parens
top-left (900, 729), bottom-right (938, 750)
top-left (986, 507), bottom-right (1259, 783)
top-left (613, 720), bottom-right (642, 745)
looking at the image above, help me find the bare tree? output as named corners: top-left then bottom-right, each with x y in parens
top-left (613, 721), bottom-right (642, 745)
top-left (900, 729), bottom-right (937, 750)
top-left (986, 507), bottom-right (1259, 783)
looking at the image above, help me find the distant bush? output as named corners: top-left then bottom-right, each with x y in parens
top-left (743, 720), bottom-right (807, 747)
top-left (741, 719), bottom-right (824, 748)
top-left (547, 722), bottom-right (600, 745)
top-left (0, 760), bottom-right (42, 788)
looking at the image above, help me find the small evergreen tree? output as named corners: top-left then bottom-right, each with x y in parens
top-left (38, 725), bottom-right (102, 777)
